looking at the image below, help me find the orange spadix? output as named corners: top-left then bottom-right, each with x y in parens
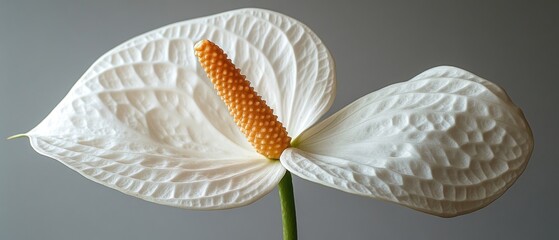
top-left (194, 40), bottom-right (291, 159)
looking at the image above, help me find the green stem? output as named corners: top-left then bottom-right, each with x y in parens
top-left (278, 171), bottom-right (297, 240)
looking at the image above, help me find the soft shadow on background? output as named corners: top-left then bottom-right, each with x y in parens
top-left (1, 1), bottom-right (557, 239)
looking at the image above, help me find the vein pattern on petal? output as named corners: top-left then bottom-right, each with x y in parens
top-left (83, 9), bottom-right (335, 139)
top-left (25, 9), bottom-right (342, 208)
top-left (281, 66), bottom-right (533, 217)
top-left (30, 135), bottom-right (285, 209)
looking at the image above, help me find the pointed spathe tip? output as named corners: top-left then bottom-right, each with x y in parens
top-left (7, 133), bottom-right (27, 140)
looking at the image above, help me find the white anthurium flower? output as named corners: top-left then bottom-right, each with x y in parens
top-left (20, 8), bottom-right (532, 217)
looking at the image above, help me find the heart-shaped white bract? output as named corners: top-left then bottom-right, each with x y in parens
top-left (23, 8), bottom-right (532, 217)
top-left (25, 8), bottom-right (335, 209)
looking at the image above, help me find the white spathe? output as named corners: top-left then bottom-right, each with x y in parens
top-left (26, 8), bottom-right (334, 209)
top-left (24, 8), bottom-right (532, 217)
top-left (280, 66), bottom-right (533, 217)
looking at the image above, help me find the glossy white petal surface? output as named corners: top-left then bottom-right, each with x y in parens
top-left (281, 66), bottom-right (533, 217)
top-left (23, 8), bottom-right (347, 209)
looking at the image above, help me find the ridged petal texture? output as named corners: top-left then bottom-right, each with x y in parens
top-left (25, 8), bottom-right (335, 209)
top-left (281, 66), bottom-right (533, 217)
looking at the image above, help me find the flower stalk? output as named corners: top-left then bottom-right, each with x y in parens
top-left (278, 172), bottom-right (297, 240)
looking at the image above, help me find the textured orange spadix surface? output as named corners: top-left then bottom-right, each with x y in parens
top-left (194, 40), bottom-right (291, 159)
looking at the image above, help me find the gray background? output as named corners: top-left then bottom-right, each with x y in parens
top-left (1, 1), bottom-right (557, 239)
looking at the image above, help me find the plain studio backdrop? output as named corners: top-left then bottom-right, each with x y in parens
top-left (1, 1), bottom-right (557, 239)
